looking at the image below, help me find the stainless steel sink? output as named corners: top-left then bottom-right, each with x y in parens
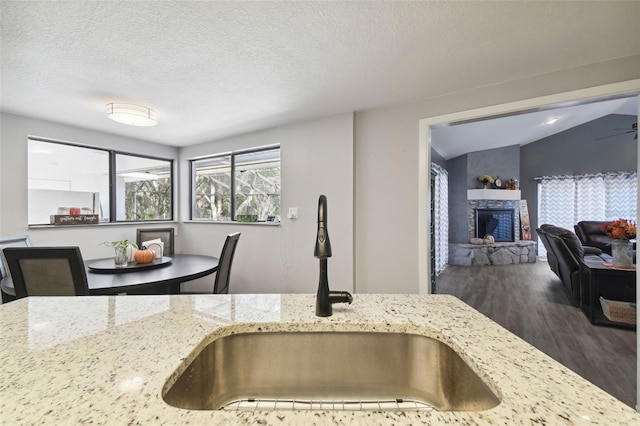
top-left (162, 331), bottom-right (500, 411)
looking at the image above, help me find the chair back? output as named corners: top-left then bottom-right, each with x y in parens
top-left (213, 233), bottom-right (241, 294)
top-left (3, 247), bottom-right (89, 298)
top-left (136, 228), bottom-right (175, 255)
top-left (0, 235), bottom-right (32, 280)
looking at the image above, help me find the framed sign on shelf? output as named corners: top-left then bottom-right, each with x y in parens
top-left (519, 200), bottom-right (531, 240)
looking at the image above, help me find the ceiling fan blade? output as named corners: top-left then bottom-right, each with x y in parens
top-left (612, 123), bottom-right (637, 131)
top-left (595, 131), bottom-right (634, 141)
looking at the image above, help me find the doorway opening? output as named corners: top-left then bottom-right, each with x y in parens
top-left (418, 81), bottom-right (639, 295)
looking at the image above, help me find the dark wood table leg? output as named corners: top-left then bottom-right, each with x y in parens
top-left (588, 270), bottom-right (596, 324)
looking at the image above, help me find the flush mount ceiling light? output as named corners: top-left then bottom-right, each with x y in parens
top-left (106, 103), bottom-right (158, 127)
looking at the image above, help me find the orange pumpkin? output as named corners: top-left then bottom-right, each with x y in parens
top-left (134, 247), bottom-right (155, 264)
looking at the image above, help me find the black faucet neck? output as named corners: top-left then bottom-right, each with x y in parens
top-left (316, 259), bottom-right (332, 317)
top-left (314, 195), bottom-right (352, 317)
top-left (314, 195), bottom-right (332, 259)
top-left (317, 194), bottom-right (327, 223)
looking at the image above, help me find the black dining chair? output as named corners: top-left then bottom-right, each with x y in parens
top-left (213, 233), bottom-right (241, 294)
top-left (0, 235), bottom-right (33, 279)
top-left (3, 247), bottom-right (90, 299)
top-left (136, 227), bottom-right (175, 256)
top-left (1, 235), bottom-right (33, 303)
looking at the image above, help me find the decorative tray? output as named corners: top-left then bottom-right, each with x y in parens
top-left (602, 262), bottom-right (636, 271)
top-left (88, 256), bottom-right (173, 273)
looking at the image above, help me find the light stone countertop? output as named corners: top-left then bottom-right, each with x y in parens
top-left (1, 294), bottom-right (638, 425)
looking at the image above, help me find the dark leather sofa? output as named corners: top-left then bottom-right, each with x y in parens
top-left (574, 221), bottom-right (613, 254)
top-left (574, 220), bottom-right (636, 260)
top-left (537, 224), bottom-right (611, 300)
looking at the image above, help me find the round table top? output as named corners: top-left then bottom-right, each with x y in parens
top-left (1, 253), bottom-right (219, 296)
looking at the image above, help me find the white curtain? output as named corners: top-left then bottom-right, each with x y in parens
top-left (432, 163), bottom-right (449, 274)
top-left (537, 171), bottom-right (637, 258)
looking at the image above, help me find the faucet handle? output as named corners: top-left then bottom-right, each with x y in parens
top-left (315, 226), bottom-right (332, 258)
top-left (328, 291), bottom-right (353, 304)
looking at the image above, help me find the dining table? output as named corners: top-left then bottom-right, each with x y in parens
top-left (0, 254), bottom-right (219, 298)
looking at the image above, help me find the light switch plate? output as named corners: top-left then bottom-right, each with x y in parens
top-left (287, 207), bottom-right (298, 219)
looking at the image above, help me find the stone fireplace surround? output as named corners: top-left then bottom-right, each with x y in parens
top-left (449, 240), bottom-right (537, 266)
top-left (448, 196), bottom-right (537, 266)
top-left (445, 145), bottom-right (537, 266)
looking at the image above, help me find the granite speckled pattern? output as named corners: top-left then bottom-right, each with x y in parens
top-left (1, 294), bottom-right (638, 425)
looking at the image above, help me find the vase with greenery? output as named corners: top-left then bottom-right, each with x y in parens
top-left (103, 240), bottom-right (138, 268)
top-left (601, 219), bottom-right (636, 269)
top-left (478, 175), bottom-right (494, 189)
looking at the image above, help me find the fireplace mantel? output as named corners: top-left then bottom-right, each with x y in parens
top-left (467, 189), bottom-right (521, 200)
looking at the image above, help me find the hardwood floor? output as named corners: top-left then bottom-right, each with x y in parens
top-left (436, 261), bottom-right (637, 408)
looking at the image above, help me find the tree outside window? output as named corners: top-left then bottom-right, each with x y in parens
top-left (192, 147), bottom-right (280, 222)
top-left (116, 154), bottom-right (172, 221)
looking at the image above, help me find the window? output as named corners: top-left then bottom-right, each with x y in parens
top-left (115, 154), bottom-right (172, 221)
top-left (28, 138), bottom-right (173, 225)
top-left (191, 146), bottom-right (280, 222)
top-left (537, 171), bottom-right (637, 258)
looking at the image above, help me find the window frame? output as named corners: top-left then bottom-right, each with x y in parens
top-left (190, 145), bottom-right (281, 223)
top-left (113, 151), bottom-right (174, 222)
top-left (28, 137), bottom-right (174, 225)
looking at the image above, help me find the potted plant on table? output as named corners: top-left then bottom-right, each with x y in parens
top-left (102, 240), bottom-right (138, 268)
top-left (601, 219), bottom-right (636, 269)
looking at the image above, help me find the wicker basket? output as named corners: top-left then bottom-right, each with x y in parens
top-left (599, 297), bottom-right (636, 325)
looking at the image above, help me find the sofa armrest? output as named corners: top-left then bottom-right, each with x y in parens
top-left (583, 246), bottom-right (602, 256)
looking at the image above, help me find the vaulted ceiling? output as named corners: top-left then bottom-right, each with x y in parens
top-left (1, 1), bottom-right (638, 147)
top-left (431, 96), bottom-right (638, 160)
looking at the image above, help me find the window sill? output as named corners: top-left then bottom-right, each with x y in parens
top-left (28, 220), bottom-right (178, 229)
top-left (184, 220), bottom-right (281, 227)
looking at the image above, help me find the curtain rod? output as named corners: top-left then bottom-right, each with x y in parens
top-left (534, 171), bottom-right (636, 181)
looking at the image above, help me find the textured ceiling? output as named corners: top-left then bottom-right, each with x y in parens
top-left (1, 1), bottom-right (639, 147)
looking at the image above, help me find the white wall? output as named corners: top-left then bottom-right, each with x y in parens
top-left (0, 113), bottom-right (179, 260)
top-left (354, 55), bottom-right (640, 294)
top-left (178, 113), bottom-right (354, 294)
